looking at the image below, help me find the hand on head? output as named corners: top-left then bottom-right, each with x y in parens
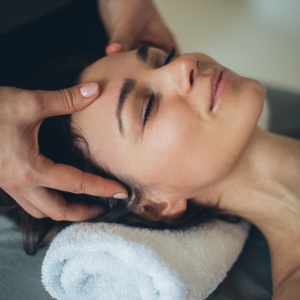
top-left (0, 84), bottom-right (128, 221)
top-left (0, 0), bottom-right (176, 222)
top-left (98, 0), bottom-right (179, 55)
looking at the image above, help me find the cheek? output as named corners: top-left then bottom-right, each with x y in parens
top-left (135, 107), bottom-right (204, 188)
top-left (127, 78), bottom-right (265, 190)
top-left (150, 107), bottom-right (197, 155)
top-left (133, 108), bottom-right (247, 191)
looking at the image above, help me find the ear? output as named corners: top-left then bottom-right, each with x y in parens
top-left (136, 196), bottom-right (187, 221)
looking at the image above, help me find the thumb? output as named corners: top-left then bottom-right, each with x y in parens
top-left (106, 25), bottom-right (138, 55)
top-left (34, 82), bottom-right (100, 119)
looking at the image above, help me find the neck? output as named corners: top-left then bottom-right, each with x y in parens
top-left (199, 127), bottom-right (300, 290)
top-left (219, 127), bottom-right (300, 234)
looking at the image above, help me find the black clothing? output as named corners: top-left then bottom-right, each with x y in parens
top-left (0, 0), bottom-right (74, 34)
top-left (0, 0), bottom-right (108, 87)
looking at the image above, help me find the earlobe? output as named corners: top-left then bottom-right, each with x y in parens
top-left (160, 197), bottom-right (187, 219)
top-left (138, 196), bottom-right (187, 221)
top-left (142, 201), bottom-right (168, 221)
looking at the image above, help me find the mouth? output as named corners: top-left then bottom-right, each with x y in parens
top-left (211, 69), bottom-right (223, 110)
top-left (210, 69), bottom-right (231, 111)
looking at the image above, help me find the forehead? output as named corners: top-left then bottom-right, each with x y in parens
top-left (79, 46), bottom-right (167, 86)
top-left (76, 46), bottom-right (168, 138)
top-left (73, 50), bottom-right (144, 174)
top-left (76, 51), bottom-right (136, 131)
top-left (78, 48), bottom-right (149, 115)
top-left (72, 47), bottom-right (176, 184)
top-left (80, 50), bottom-right (135, 89)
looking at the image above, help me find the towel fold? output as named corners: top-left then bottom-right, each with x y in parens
top-left (42, 220), bottom-right (249, 300)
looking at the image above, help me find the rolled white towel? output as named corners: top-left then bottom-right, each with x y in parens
top-left (42, 220), bottom-right (249, 300)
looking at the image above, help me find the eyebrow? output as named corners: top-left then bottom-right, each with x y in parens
top-left (116, 47), bottom-right (149, 135)
top-left (116, 78), bottom-right (137, 134)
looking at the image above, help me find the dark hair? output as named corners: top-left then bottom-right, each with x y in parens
top-left (0, 54), bottom-right (233, 255)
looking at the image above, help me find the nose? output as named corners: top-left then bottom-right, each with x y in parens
top-left (163, 54), bottom-right (198, 96)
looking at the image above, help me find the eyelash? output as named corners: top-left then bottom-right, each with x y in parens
top-left (143, 48), bottom-right (176, 126)
top-left (163, 47), bottom-right (176, 66)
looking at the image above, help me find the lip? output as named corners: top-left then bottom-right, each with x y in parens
top-left (211, 69), bottom-right (231, 111)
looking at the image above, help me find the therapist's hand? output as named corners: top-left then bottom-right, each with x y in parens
top-left (0, 84), bottom-right (128, 221)
top-left (98, 0), bottom-right (178, 55)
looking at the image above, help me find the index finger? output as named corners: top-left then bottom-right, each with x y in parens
top-left (33, 83), bottom-right (100, 120)
top-left (37, 158), bottom-right (128, 199)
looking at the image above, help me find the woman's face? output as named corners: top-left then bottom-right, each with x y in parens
top-left (73, 47), bottom-right (265, 219)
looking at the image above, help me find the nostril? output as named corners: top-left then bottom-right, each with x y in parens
top-left (190, 69), bottom-right (194, 85)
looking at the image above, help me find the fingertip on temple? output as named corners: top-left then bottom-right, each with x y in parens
top-left (113, 192), bottom-right (129, 199)
top-left (79, 82), bottom-right (100, 98)
top-left (106, 43), bottom-right (124, 55)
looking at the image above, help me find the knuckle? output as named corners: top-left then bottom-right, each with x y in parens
top-left (1, 160), bottom-right (40, 190)
top-left (7, 183), bottom-right (22, 194)
top-left (70, 180), bottom-right (85, 194)
top-left (70, 173), bottom-right (86, 194)
top-left (59, 89), bottom-right (75, 113)
top-left (1, 183), bottom-right (13, 193)
top-left (16, 166), bottom-right (36, 186)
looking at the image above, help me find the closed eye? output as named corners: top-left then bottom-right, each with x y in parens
top-left (142, 48), bottom-right (176, 128)
top-left (163, 47), bottom-right (176, 66)
top-left (143, 93), bottom-right (155, 126)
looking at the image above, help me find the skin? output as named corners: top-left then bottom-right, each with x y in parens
top-left (0, 84), bottom-right (126, 221)
top-left (74, 47), bottom-right (300, 299)
top-left (0, 0), bottom-right (177, 221)
top-left (99, 0), bottom-right (178, 55)
top-left (74, 47), bottom-right (265, 218)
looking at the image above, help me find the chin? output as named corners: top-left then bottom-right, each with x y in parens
top-left (245, 77), bottom-right (266, 98)
top-left (254, 79), bottom-right (266, 99)
top-left (241, 77), bottom-right (266, 121)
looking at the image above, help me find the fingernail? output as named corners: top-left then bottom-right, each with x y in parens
top-left (107, 43), bottom-right (124, 53)
top-left (113, 193), bottom-right (128, 199)
top-left (80, 82), bottom-right (99, 98)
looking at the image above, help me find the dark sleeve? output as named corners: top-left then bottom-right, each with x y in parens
top-left (0, 0), bottom-right (74, 34)
top-left (0, 0), bottom-right (108, 87)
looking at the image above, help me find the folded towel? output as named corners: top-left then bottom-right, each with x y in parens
top-left (42, 220), bottom-right (249, 300)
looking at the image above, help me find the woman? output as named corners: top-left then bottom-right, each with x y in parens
top-left (2, 46), bottom-right (300, 299)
